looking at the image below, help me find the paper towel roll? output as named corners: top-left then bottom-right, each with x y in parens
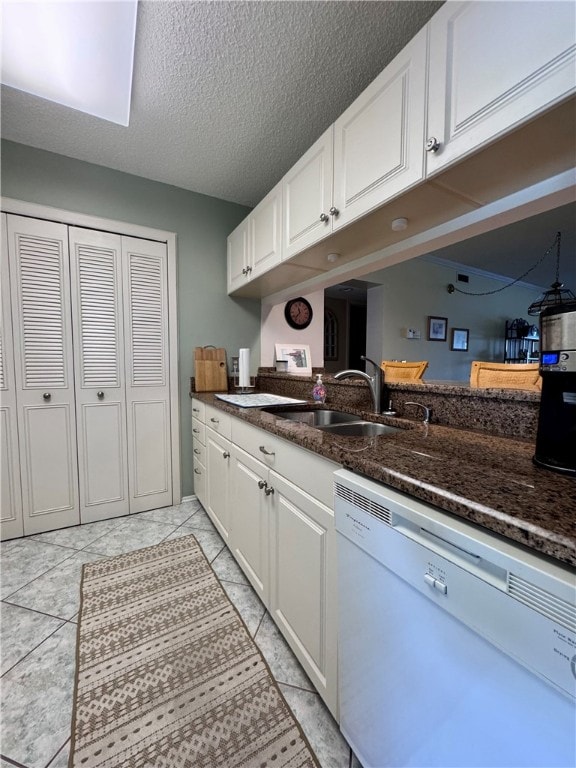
top-left (239, 348), bottom-right (250, 387)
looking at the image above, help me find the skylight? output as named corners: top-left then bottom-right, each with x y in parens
top-left (1, 0), bottom-right (138, 127)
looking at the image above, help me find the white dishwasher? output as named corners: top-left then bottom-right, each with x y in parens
top-left (334, 469), bottom-right (576, 768)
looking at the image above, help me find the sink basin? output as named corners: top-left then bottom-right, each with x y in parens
top-left (318, 422), bottom-right (402, 437)
top-left (265, 409), bottom-right (360, 427)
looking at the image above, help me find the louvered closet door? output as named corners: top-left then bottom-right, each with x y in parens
top-left (1, 214), bottom-right (24, 539)
top-left (69, 227), bottom-right (129, 523)
top-left (123, 236), bottom-right (172, 513)
top-left (7, 215), bottom-right (79, 534)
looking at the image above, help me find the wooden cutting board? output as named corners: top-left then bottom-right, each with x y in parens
top-left (194, 347), bottom-right (228, 392)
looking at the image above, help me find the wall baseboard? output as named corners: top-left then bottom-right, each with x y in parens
top-left (181, 495), bottom-right (197, 503)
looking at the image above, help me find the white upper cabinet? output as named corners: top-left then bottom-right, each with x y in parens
top-left (332, 25), bottom-right (428, 231)
top-left (250, 181), bottom-right (282, 277)
top-left (227, 218), bottom-right (250, 294)
top-left (282, 127), bottom-right (334, 260)
top-left (228, 183), bottom-right (282, 293)
top-left (426, 1), bottom-right (576, 176)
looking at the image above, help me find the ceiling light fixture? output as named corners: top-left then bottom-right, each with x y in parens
top-left (447, 231), bottom-right (575, 316)
top-left (1, 0), bottom-right (138, 126)
top-left (391, 217), bottom-right (409, 232)
top-left (326, 253), bottom-right (341, 263)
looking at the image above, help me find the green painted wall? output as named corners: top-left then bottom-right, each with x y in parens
top-left (1, 139), bottom-right (261, 498)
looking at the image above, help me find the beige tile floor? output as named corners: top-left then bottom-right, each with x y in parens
top-left (0, 500), bottom-right (358, 768)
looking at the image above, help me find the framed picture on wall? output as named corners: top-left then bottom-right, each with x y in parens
top-left (451, 328), bottom-right (469, 351)
top-left (274, 343), bottom-right (312, 376)
top-left (427, 316), bottom-right (448, 341)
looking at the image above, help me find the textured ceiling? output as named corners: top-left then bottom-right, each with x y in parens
top-left (1, 0), bottom-right (442, 207)
top-left (3, 0), bottom-right (573, 294)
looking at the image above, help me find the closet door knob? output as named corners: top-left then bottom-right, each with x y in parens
top-left (425, 137), bottom-right (440, 153)
top-left (43, 392), bottom-right (51, 401)
top-left (97, 391), bottom-right (104, 399)
top-left (222, 451), bottom-right (230, 459)
top-left (264, 486), bottom-right (275, 496)
top-left (319, 212), bottom-right (329, 223)
top-left (329, 206), bottom-right (339, 217)
top-left (258, 480), bottom-right (267, 490)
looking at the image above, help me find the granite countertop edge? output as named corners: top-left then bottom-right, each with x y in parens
top-left (192, 392), bottom-right (576, 569)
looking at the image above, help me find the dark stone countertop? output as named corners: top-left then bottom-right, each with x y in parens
top-left (191, 392), bottom-right (576, 569)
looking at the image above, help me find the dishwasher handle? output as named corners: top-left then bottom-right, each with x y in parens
top-left (392, 515), bottom-right (508, 590)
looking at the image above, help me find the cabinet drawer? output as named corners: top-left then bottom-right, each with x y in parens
top-left (232, 418), bottom-right (338, 508)
top-left (232, 419), bottom-right (281, 469)
top-left (192, 417), bottom-right (205, 445)
top-left (205, 404), bottom-right (232, 440)
top-left (191, 398), bottom-right (206, 422)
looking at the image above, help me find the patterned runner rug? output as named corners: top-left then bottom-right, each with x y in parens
top-left (70, 534), bottom-right (320, 767)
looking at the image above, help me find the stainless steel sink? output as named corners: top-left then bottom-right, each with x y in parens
top-left (318, 422), bottom-right (402, 437)
top-left (265, 409), bottom-right (360, 426)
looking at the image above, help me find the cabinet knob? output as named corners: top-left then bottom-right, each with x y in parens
top-left (319, 212), bottom-right (329, 223)
top-left (223, 451), bottom-right (230, 459)
top-left (264, 486), bottom-right (275, 496)
top-left (259, 445), bottom-right (275, 456)
top-left (194, 468), bottom-right (202, 475)
top-left (329, 206), bottom-right (339, 217)
top-left (97, 391), bottom-right (104, 399)
top-left (242, 267), bottom-right (248, 275)
top-left (43, 392), bottom-right (51, 401)
top-left (210, 417), bottom-right (219, 423)
top-left (193, 448), bottom-right (200, 455)
top-left (258, 480), bottom-right (267, 490)
top-left (425, 137), bottom-right (440, 153)
top-left (246, 265), bottom-right (252, 274)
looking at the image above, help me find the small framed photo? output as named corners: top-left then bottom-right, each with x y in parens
top-left (451, 328), bottom-right (469, 351)
top-left (274, 343), bottom-right (312, 376)
top-left (427, 316), bottom-right (448, 342)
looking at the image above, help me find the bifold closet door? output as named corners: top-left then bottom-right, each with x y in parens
top-left (0, 213), bottom-right (24, 539)
top-left (7, 215), bottom-right (80, 535)
top-left (123, 236), bottom-right (172, 513)
top-left (69, 227), bottom-right (129, 523)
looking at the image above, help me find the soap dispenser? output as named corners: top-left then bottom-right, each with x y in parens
top-left (312, 374), bottom-right (327, 404)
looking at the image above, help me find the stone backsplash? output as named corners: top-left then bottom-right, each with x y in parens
top-left (254, 371), bottom-right (540, 442)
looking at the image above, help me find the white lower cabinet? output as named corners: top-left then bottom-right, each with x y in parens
top-left (267, 470), bottom-right (338, 717)
top-left (205, 426), bottom-right (233, 543)
top-left (230, 446), bottom-right (270, 605)
top-left (192, 406), bottom-right (340, 717)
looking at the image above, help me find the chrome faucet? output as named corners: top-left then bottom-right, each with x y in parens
top-left (334, 355), bottom-right (383, 414)
top-left (405, 401), bottom-right (431, 423)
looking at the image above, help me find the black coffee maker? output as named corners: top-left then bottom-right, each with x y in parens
top-left (533, 301), bottom-right (576, 475)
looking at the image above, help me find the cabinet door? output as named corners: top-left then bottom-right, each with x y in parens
top-left (230, 446), bottom-right (269, 604)
top-left (0, 213), bottom-right (23, 539)
top-left (227, 219), bottom-right (250, 293)
top-left (426, 1), bottom-right (576, 176)
top-left (69, 227), bottom-right (129, 523)
top-left (250, 182), bottom-right (282, 279)
top-left (7, 215), bottom-right (80, 535)
top-left (205, 429), bottom-right (232, 542)
top-left (193, 459), bottom-right (207, 509)
top-left (123, 236), bottom-right (172, 513)
top-left (268, 472), bottom-right (338, 717)
top-left (332, 26), bottom-right (427, 231)
top-left (282, 127), bottom-right (334, 260)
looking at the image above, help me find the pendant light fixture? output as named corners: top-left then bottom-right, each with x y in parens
top-left (527, 232), bottom-right (576, 316)
top-left (447, 231), bottom-right (575, 316)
